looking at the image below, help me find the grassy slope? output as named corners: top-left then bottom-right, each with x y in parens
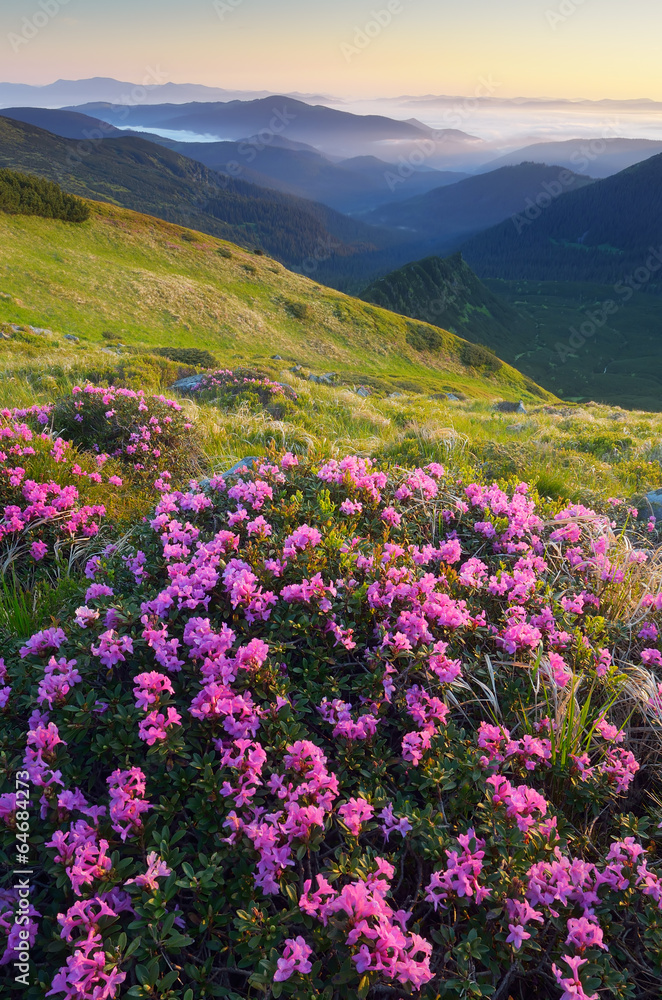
top-left (0, 201), bottom-right (553, 402)
top-left (0, 116), bottom-right (401, 272)
top-left (1, 203), bottom-right (662, 509)
top-left (359, 253), bottom-right (534, 358)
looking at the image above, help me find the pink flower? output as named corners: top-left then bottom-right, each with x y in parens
top-left (85, 583), bottom-right (114, 602)
top-left (381, 506), bottom-right (402, 527)
top-left (565, 917), bottom-right (607, 952)
top-left (107, 767), bottom-right (151, 841)
top-left (380, 803), bottom-right (412, 841)
top-left (74, 606), bottom-right (100, 628)
top-left (274, 936), bottom-right (313, 981)
top-left (20, 627), bottom-right (67, 659)
top-left (283, 524), bottom-right (322, 558)
top-left (552, 955), bottom-right (598, 1000)
top-left (138, 708), bottom-right (182, 745)
top-left (247, 515), bottom-right (272, 537)
top-left (91, 630), bottom-right (133, 669)
top-left (125, 851), bottom-right (172, 891)
top-left (340, 499), bottom-right (363, 515)
top-left (30, 540), bottom-right (48, 561)
top-left (133, 671), bottom-right (174, 711)
top-left (338, 797), bottom-right (374, 836)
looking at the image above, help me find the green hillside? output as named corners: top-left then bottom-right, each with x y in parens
top-left (0, 116), bottom-right (401, 273)
top-left (359, 252), bottom-right (534, 357)
top-left (0, 198), bottom-right (553, 403)
top-left (4, 194), bottom-right (662, 516)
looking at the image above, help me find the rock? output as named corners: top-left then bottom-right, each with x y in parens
top-left (308, 374), bottom-right (322, 383)
top-left (274, 382), bottom-right (296, 396)
top-left (64, 334), bottom-right (79, 343)
top-left (223, 457), bottom-right (259, 479)
top-left (495, 400), bottom-right (526, 414)
top-left (171, 374), bottom-right (205, 391)
top-left (389, 392), bottom-right (403, 398)
top-left (446, 393), bottom-right (460, 401)
top-left (644, 489), bottom-right (662, 520)
top-left (290, 365), bottom-right (302, 372)
top-left (30, 326), bottom-right (54, 336)
top-left (10, 324), bottom-right (22, 333)
top-left (271, 354), bottom-right (283, 360)
top-left (356, 386), bottom-right (371, 398)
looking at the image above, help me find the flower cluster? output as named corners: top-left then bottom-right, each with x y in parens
top-left (5, 446), bottom-right (662, 1000)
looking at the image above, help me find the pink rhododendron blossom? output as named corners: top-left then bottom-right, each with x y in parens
top-left (91, 631), bottom-right (133, 669)
top-left (274, 936), bottom-right (313, 981)
top-left (125, 852), bottom-right (171, 890)
top-left (107, 768), bottom-right (151, 841)
top-left (338, 797), bottom-right (374, 836)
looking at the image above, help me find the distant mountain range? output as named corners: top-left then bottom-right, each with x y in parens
top-left (0, 107), bottom-right (466, 215)
top-left (359, 252), bottom-right (532, 357)
top-left (479, 137), bottom-right (662, 178)
top-left (462, 153), bottom-right (662, 286)
top-left (0, 77), bottom-right (333, 109)
top-left (0, 115), bottom-right (402, 274)
top-left (64, 97), bottom-right (484, 164)
top-left (364, 163), bottom-right (594, 250)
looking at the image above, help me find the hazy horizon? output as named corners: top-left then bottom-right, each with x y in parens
top-left (2, 0), bottom-right (662, 103)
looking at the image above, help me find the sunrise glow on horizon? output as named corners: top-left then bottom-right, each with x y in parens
top-left (0, 0), bottom-right (661, 102)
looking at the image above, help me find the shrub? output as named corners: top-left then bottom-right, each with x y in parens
top-left (2, 454), bottom-right (662, 999)
top-left (405, 321), bottom-right (443, 353)
top-left (0, 169), bottom-right (90, 223)
top-left (460, 341), bottom-right (503, 374)
top-left (51, 384), bottom-right (202, 481)
top-left (285, 301), bottom-right (310, 321)
top-left (74, 356), bottom-right (200, 393)
top-left (153, 347), bottom-right (218, 369)
top-left (184, 368), bottom-right (298, 411)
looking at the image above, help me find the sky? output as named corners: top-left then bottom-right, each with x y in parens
top-left (1, 0), bottom-right (660, 101)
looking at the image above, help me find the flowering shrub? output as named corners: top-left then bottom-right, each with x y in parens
top-left (2, 451), bottom-right (662, 999)
top-left (186, 369), bottom-right (296, 410)
top-left (52, 385), bottom-right (201, 480)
